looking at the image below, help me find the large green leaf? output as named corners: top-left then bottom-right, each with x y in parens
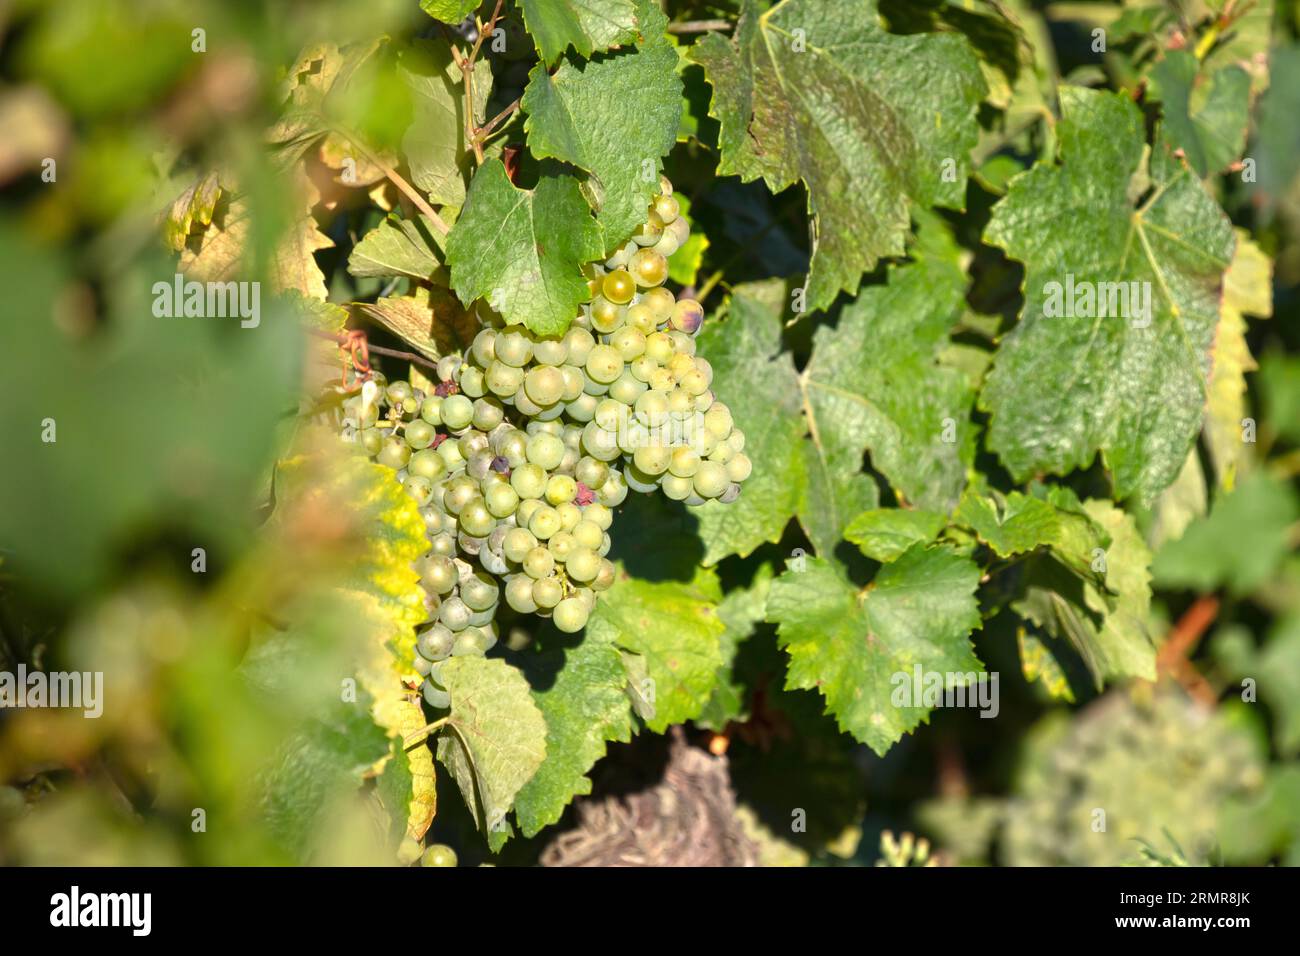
top-left (689, 281), bottom-right (805, 565)
top-left (436, 656), bottom-right (548, 842)
top-left (981, 86), bottom-right (1236, 504)
top-left (1148, 50), bottom-right (1250, 178)
top-left (690, 0), bottom-right (985, 312)
top-left (845, 508), bottom-right (947, 563)
top-left (447, 159), bottom-right (604, 335)
top-left (588, 567), bottom-right (725, 732)
top-left (798, 218), bottom-right (976, 553)
top-left (512, 632), bottom-right (634, 836)
top-left (520, 0), bottom-right (640, 65)
top-left (348, 213), bottom-right (443, 282)
top-left (955, 485), bottom-right (1108, 581)
top-left (766, 548), bottom-right (983, 755)
top-left (521, 0), bottom-right (680, 252)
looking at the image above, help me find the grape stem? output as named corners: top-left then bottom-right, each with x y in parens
top-left (667, 19), bottom-right (733, 34)
top-left (403, 716), bottom-right (449, 748)
top-left (458, 0), bottom-right (506, 166)
top-left (307, 327), bottom-right (441, 375)
top-left (327, 124), bottom-right (451, 236)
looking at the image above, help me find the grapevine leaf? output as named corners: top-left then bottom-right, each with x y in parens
top-left (512, 632), bottom-right (634, 836)
top-left (765, 548), bottom-right (983, 756)
top-left (955, 485), bottom-right (1109, 582)
top-left (697, 563), bottom-right (775, 730)
top-left (1148, 51), bottom-right (1250, 178)
top-left (1200, 0), bottom-right (1274, 95)
top-left (588, 567), bottom-right (725, 732)
top-left (799, 218), bottom-right (976, 552)
top-left (164, 171), bottom-right (222, 251)
top-left (419, 0), bottom-right (480, 24)
top-left (358, 286), bottom-right (480, 362)
top-left (179, 197), bottom-right (333, 300)
top-left (436, 656), bottom-right (548, 843)
top-left (348, 214), bottom-right (444, 282)
top-left (1253, 44), bottom-right (1300, 214)
top-left (690, 0), bottom-right (986, 312)
top-left (1016, 628), bottom-right (1075, 702)
top-left (1152, 473), bottom-right (1300, 596)
top-left (519, 0), bottom-right (640, 65)
top-left (690, 281), bottom-right (805, 564)
top-left (1205, 231), bottom-right (1271, 486)
top-left (981, 87), bottom-right (1236, 505)
top-left (844, 509), bottom-right (946, 563)
top-left (399, 39), bottom-right (492, 207)
top-left (521, 0), bottom-right (681, 251)
top-left (447, 158), bottom-right (604, 335)
top-left (1012, 500), bottom-right (1156, 689)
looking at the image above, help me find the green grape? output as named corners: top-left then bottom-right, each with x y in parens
top-left (422, 680), bottom-right (450, 709)
top-left (660, 473), bottom-right (693, 501)
top-left (459, 498), bottom-right (496, 537)
top-left (626, 303), bottom-right (659, 335)
top-left (421, 844), bottom-right (458, 868)
top-left (505, 574), bottom-right (538, 613)
top-left (645, 331), bottom-right (674, 364)
top-left (581, 421), bottom-right (622, 462)
top-left (405, 419), bottom-right (437, 449)
top-left (511, 463), bottom-right (547, 499)
top-left (593, 559), bottom-right (617, 592)
top-left (436, 356), bottom-right (461, 383)
top-left (487, 360), bottom-right (525, 398)
top-left (652, 194), bottom-right (680, 225)
top-left (669, 446), bottom-right (700, 478)
top-left (726, 452), bottom-right (752, 483)
top-left (609, 327), bottom-right (647, 360)
top-left (439, 596), bottom-right (471, 631)
top-left (414, 655), bottom-right (433, 677)
top-left (524, 366), bottom-right (566, 407)
top-left (668, 330), bottom-right (696, 356)
top-left (559, 365), bottom-right (586, 401)
top-left (565, 546), bottom-right (601, 583)
top-left (693, 460), bottom-right (729, 498)
top-left (602, 269), bottom-right (636, 304)
top-left (546, 474), bottom-right (577, 505)
top-left (533, 577), bottom-right (563, 610)
top-left (663, 215), bottom-right (690, 250)
top-left (679, 368), bottom-right (710, 396)
top-left (642, 287), bottom-right (675, 321)
top-left (629, 355), bottom-right (659, 384)
top-left (428, 531), bottom-right (458, 558)
top-left (591, 398), bottom-right (623, 433)
top-left (514, 388), bottom-right (543, 417)
top-left (572, 519), bottom-right (604, 551)
top-left (459, 365), bottom-right (486, 398)
top-left (443, 478), bottom-right (478, 515)
top-left (634, 390), bottom-right (670, 427)
top-left (386, 380), bottom-right (414, 405)
top-left (708, 438), bottom-right (735, 464)
top-left (630, 248), bottom-right (668, 287)
top-left (360, 428), bottom-right (384, 456)
top-left (704, 405), bottom-right (733, 439)
top-left (452, 627), bottom-right (491, 657)
top-left (652, 229), bottom-right (681, 258)
top-left (547, 530), bottom-right (575, 562)
top-left (556, 501), bottom-right (582, 531)
top-left (632, 445), bottom-right (670, 476)
top-left (420, 555), bottom-right (457, 595)
top-left (503, 527), bottom-right (537, 563)
top-left (408, 448), bottom-right (448, 482)
top-left (516, 497), bottom-right (543, 528)
top-left (553, 597), bottom-right (589, 633)
top-left (575, 457), bottom-right (609, 490)
top-left (562, 326), bottom-right (596, 365)
top-left (440, 394), bottom-right (474, 431)
top-left (472, 397), bottom-right (505, 431)
top-left (590, 296), bottom-right (625, 334)
top-left (623, 465), bottom-right (658, 494)
top-left (565, 393), bottom-right (598, 423)
top-left (495, 328), bottom-right (534, 367)
top-left (608, 371), bottom-right (647, 405)
top-left (533, 337), bottom-right (568, 366)
top-left (528, 505), bottom-right (562, 540)
top-left (605, 242), bottom-right (633, 270)
top-left (404, 475), bottom-right (434, 506)
top-left (665, 388), bottom-right (694, 416)
top-left (437, 438), bottom-right (466, 471)
top-left (495, 428), bottom-right (528, 467)
top-left (472, 328), bottom-right (496, 366)
top-left (632, 210), bottom-right (664, 247)
top-left (377, 435), bottom-right (412, 470)
top-left (584, 502), bottom-right (613, 531)
top-left (523, 546), bottom-right (554, 579)
top-left (484, 482), bottom-right (520, 518)
top-left (417, 624), bottom-right (455, 661)
top-left (526, 432), bottom-right (565, 470)
top-left (597, 471), bottom-right (629, 506)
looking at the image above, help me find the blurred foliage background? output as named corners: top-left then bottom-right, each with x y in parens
top-left (1, 0), bottom-right (1299, 867)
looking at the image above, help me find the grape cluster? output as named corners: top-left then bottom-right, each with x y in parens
top-left (340, 178), bottom-right (749, 711)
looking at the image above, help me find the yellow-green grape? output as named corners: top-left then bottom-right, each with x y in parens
top-left (659, 473), bottom-right (693, 501)
top-left (523, 546), bottom-right (555, 579)
top-left (533, 336), bottom-right (568, 366)
top-left (610, 326), bottom-right (647, 361)
top-left (529, 505), bottom-right (562, 540)
top-left (705, 405), bottom-right (733, 439)
top-left (437, 438), bottom-right (466, 471)
top-left (486, 360), bottom-right (524, 398)
top-left (585, 344), bottom-right (624, 385)
top-left (546, 474), bottom-right (577, 505)
top-left (584, 502), bottom-right (613, 530)
top-left (440, 395), bottom-right (474, 431)
top-left (665, 388), bottom-right (694, 417)
top-left (472, 398), bottom-right (505, 431)
top-left (562, 326), bottom-right (596, 365)
top-left (377, 435), bottom-right (412, 470)
top-left (420, 396), bottom-right (443, 425)
top-left (645, 331), bottom-right (674, 364)
top-left (593, 398), bottom-right (625, 432)
top-left (524, 366), bottom-right (566, 407)
top-left (409, 448), bottom-right (447, 481)
top-left (505, 574), bottom-right (538, 613)
top-left (635, 389), bottom-right (670, 426)
top-left (692, 460), bottom-right (729, 498)
top-left (602, 269), bottom-right (636, 305)
top-left (663, 215), bottom-right (690, 249)
top-left (590, 296), bottom-right (626, 334)
top-left (575, 457), bottom-right (609, 489)
top-left (459, 365), bottom-right (486, 398)
top-left (572, 519), bottom-right (604, 551)
top-left (472, 328), bottom-right (496, 365)
top-left (360, 427), bottom-right (384, 455)
top-left (608, 372), bottom-right (647, 406)
top-left (651, 228), bottom-right (681, 258)
top-left (553, 597), bottom-right (589, 633)
top-left (421, 844), bottom-right (458, 868)
top-left (503, 527), bottom-right (537, 563)
top-left (598, 471), bottom-right (628, 506)
top-left (511, 463), bottom-right (547, 499)
top-left (484, 482), bottom-right (520, 518)
top-left (642, 287), bottom-right (676, 322)
top-left (694, 389), bottom-right (715, 413)
top-left (556, 501), bottom-right (582, 531)
top-left (726, 452), bottom-right (752, 483)
top-left (593, 559), bottom-right (617, 591)
top-left (526, 432), bottom-right (565, 470)
top-left (653, 194), bottom-right (680, 225)
top-left (548, 530), bottom-right (575, 562)
top-left (495, 428), bottom-right (528, 467)
top-left (626, 303), bottom-right (659, 335)
top-left (405, 419), bottom-right (437, 449)
top-left (633, 445), bottom-right (671, 476)
top-left (518, 496), bottom-right (543, 527)
top-left (709, 439), bottom-right (735, 464)
top-left (559, 365), bottom-right (586, 401)
top-left (533, 577), bottom-right (563, 609)
top-left (679, 367), bottom-right (710, 396)
top-left (632, 210), bottom-right (664, 247)
top-left (629, 248), bottom-right (668, 287)
top-left (386, 380), bottom-right (414, 405)
top-left (405, 475), bottom-right (434, 506)
top-left (566, 546), bottom-right (601, 583)
top-left (668, 330), bottom-right (696, 356)
top-left (495, 327), bottom-right (534, 367)
top-left (629, 355), bottom-right (659, 383)
top-left (460, 497), bottom-right (496, 536)
top-left (669, 446), bottom-right (700, 478)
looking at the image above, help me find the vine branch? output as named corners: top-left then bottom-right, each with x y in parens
top-left (329, 124), bottom-right (450, 236)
